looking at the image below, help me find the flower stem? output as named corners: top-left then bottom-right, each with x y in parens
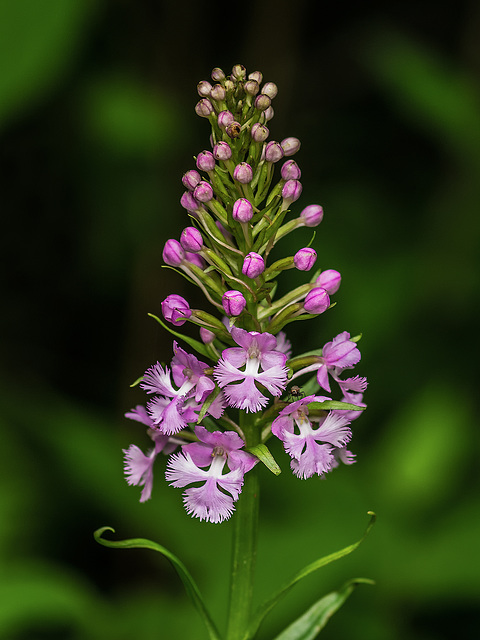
top-left (226, 414), bottom-right (260, 640)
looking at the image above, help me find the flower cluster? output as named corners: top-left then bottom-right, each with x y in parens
top-left (123, 64), bottom-right (367, 523)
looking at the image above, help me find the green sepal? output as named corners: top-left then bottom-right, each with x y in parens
top-left (93, 527), bottom-right (222, 640)
top-left (351, 333), bottom-right (362, 343)
top-left (129, 375), bottom-right (143, 388)
top-left (244, 512), bottom-right (376, 640)
top-left (147, 313), bottom-right (212, 360)
top-left (247, 443), bottom-right (282, 475)
top-left (307, 400), bottom-right (365, 412)
top-left (272, 578), bottom-right (375, 640)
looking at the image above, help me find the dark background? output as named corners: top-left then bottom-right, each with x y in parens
top-left (1, 0), bottom-right (479, 638)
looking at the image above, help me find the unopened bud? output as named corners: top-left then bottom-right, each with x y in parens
top-left (294, 247), bottom-right (317, 271)
top-left (281, 137), bottom-right (301, 156)
top-left (281, 160), bottom-right (301, 180)
top-left (197, 81), bottom-right (212, 97)
top-left (262, 82), bottom-right (278, 99)
top-left (242, 252), bottom-right (265, 278)
top-left (265, 141), bottom-right (284, 163)
top-left (304, 287), bottom-right (330, 314)
top-left (196, 150), bottom-right (216, 172)
top-left (195, 99), bottom-right (214, 117)
top-left (200, 326), bottom-right (216, 343)
top-left (222, 290), bottom-right (247, 316)
top-left (244, 80), bottom-right (260, 96)
top-left (210, 84), bottom-right (226, 101)
top-left (264, 106), bottom-right (274, 121)
top-left (163, 239), bottom-right (185, 266)
top-left (232, 198), bottom-right (254, 222)
top-left (211, 67), bottom-right (225, 82)
top-left (251, 123), bottom-right (269, 143)
top-left (218, 110), bottom-right (235, 130)
top-left (231, 64), bottom-right (246, 81)
top-left (180, 227), bottom-right (204, 252)
top-left (213, 141), bottom-right (232, 161)
top-left (162, 294), bottom-right (192, 326)
top-left (282, 179), bottom-right (303, 203)
top-left (180, 190), bottom-right (201, 213)
top-left (316, 269), bottom-right (341, 294)
top-left (193, 181), bottom-right (214, 203)
top-left (233, 162), bottom-right (253, 184)
top-left (255, 94), bottom-right (271, 111)
top-left (182, 169), bottom-right (201, 191)
top-left (248, 71), bottom-right (263, 84)
top-left (300, 204), bottom-right (323, 227)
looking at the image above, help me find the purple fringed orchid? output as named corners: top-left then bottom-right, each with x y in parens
top-left (165, 425), bottom-right (257, 523)
top-left (142, 342), bottom-right (225, 435)
top-left (214, 327), bottom-right (289, 412)
top-left (271, 395), bottom-right (353, 479)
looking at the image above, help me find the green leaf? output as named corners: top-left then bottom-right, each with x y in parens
top-left (247, 444), bottom-right (282, 475)
top-left (94, 527), bottom-right (222, 640)
top-left (272, 578), bottom-right (375, 640)
top-left (307, 401), bottom-right (365, 412)
top-left (129, 375), bottom-right (143, 387)
top-left (147, 313), bottom-right (212, 360)
top-left (244, 512), bottom-right (376, 640)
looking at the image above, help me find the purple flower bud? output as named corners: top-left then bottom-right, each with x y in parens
top-left (281, 159), bottom-right (301, 180)
top-left (233, 163), bottom-right (253, 184)
top-left (182, 169), bottom-right (201, 191)
top-left (251, 123), bottom-right (269, 143)
top-left (304, 287), bottom-right (330, 314)
top-left (248, 71), bottom-right (263, 84)
top-left (163, 239), bottom-right (185, 266)
top-left (232, 64), bottom-right (246, 80)
top-left (316, 269), bottom-right (341, 294)
top-left (213, 141), bottom-right (232, 161)
top-left (210, 84), bottom-right (226, 101)
top-left (180, 226), bottom-right (203, 252)
top-left (211, 67), bottom-right (225, 82)
top-left (265, 141), bottom-right (284, 163)
top-left (232, 198), bottom-right (253, 222)
top-left (226, 121), bottom-right (242, 139)
top-left (218, 110), bottom-right (235, 129)
top-left (222, 290), bottom-right (247, 316)
top-left (294, 247), bottom-right (317, 271)
top-left (244, 80), bottom-right (260, 96)
top-left (282, 179), bottom-right (303, 203)
top-left (262, 82), bottom-right (278, 99)
top-left (200, 326), bottom-right (216, 344)
top-left (196, 150), bottom-right (215, 172)
top-left (300, 204), bottom-right (324, 227)
top-left (162, 294), bottom-right (192, 326)
top-left (242, 252), bottom-right (265, 278)
top-left (195, 99), bottom-right (214, 118)
top-left (197, 81), bottom-right (212, 97)
top-left (264, 106), bottom-right (274, 121)
top-left (180, 190), bottom-right (200, 213)
top-left (193, 181), bottom-right (214, 203)
top-left (255, 94), bottom-right (271, 111)
top-left (185, 251), bottom-right (205, 268)
top-left (281, 137), bottom-right (301, 156)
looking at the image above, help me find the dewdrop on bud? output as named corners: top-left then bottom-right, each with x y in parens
top-left (242, 252), bottom-right (265, 278)
top-left (180, 227), bottom-right (203, 253)
top-left (300, 204), bottom-right (324, 227)
top-left (304, 287), bottom-right (330, 314)
top-left (294, 248), bottom-right (317, 271)
top-left (222, 290), bottom-right (247, 317)
top-left (232, 198), bottom-right (253, 222)
top-left (316, 269), bottom-right (341, 294)
top-left (281, 137), bottom-right (301, 156)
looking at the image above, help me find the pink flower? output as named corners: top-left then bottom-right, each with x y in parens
top-left (165, 425), bottom-right (257, 523)
top-left (271, 396), bottom-right (352, 479)
top-left (214, 327), bottom-right (289, 412)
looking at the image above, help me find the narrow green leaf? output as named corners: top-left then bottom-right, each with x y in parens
top-left (94, 527), bottom-right (222, 640)
top-left (308, 401), bottom-right (365, 412)
top-left (148, 313), bottom-right (212, 360)
top-left (245, 512), bottom-right (376, 640)
top-left (273, 578), bottom-right (375, 640)
top-left (247, 444), bottom-right (282, 475)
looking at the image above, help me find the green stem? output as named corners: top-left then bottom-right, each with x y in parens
top-left (226, 413), bottom-right (260, 640)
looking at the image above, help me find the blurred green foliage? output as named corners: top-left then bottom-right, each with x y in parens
top-left (1, 1), bottom-right (479, 639)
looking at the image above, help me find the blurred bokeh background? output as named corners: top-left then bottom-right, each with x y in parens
top-left (1, 0), bottom-right (479, 638)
